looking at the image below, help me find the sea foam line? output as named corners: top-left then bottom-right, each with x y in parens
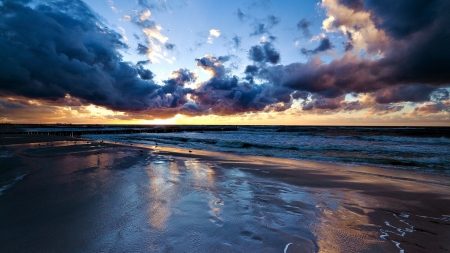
top-left (380, 213), bottom-right (414, 253)
top-left (0, 173), bottom-right (28, 196)
top-left (284, 243), bottom-right (293, 253)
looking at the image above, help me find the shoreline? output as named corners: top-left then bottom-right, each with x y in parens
top-left (1, 135), bottom-right (449, 252)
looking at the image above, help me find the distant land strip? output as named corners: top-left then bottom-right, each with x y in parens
top-left (0, 125), bottom-right (238, 136)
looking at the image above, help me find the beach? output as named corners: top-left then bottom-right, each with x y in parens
top-left (1, 135), bottom-right (450, 252)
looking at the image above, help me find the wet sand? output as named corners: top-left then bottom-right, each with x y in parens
top-left (0, 136), bottom-right (449, 252)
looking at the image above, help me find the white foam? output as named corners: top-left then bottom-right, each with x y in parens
top-left (417, 214), bottom-right (450, 221)
top-left (284, 243), bottom-right (293, 253)
top-left (391, 240), bottom-right (405, 253)
top-left (380, 213), bottom-right (414, 253)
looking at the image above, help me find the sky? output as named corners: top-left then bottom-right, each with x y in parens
top-left (0, 0), bottom-right (449, 125)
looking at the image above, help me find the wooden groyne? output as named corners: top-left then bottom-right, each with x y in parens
top-left (0, 126), bottom-right (238, 136)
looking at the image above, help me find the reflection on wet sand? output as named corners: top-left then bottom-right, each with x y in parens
top-left (310, 191), bottom-right (384, 252)
top-left (142, 155), bottom-right (399, 252)
top-left (142, 157), bottom-right (323, 251)
top-left (2, 141), bottom-right (449, 252)
top-left (147, 159), bottom-right (178, 230)
top-left (185, 160), bottom-right (215, 191)
top-left (146, 159), bottom-right (216, 230)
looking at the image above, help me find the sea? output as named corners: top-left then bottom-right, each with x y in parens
top-left (83, 126), bottom-right (450, 174)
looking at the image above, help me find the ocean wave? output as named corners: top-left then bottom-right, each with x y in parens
top-left (83, 128), bottom-right (450, 173)
top-left (355, 135), bottom-right (450, 144)
top-left (0, 172), bottom-right (28, 196)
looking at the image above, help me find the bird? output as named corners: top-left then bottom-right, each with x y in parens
top-left (189, 150), bottom-right (192, 153)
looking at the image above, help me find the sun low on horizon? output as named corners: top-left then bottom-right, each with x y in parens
top-left (0, 0), bottom-right (449, 126)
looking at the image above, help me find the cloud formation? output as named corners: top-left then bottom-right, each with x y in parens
top-left (250, 15), bottom-right (280, 36)
top-left (248, 42), bottom-right (280, 64)
top-left (0, 0), bottom-right (162, 112)
top-left (321, 0), bottom-right (388, 55)
top-left (236, 8), bottom-right (246, 21)
top-left (408, 100), bottom-right (450, 116)
top-left (0, 0), bottom-right (449, 122)
top-left (301, 38), bottom-right (334, 55)
top-left (297, 18), bottom-right (312, 38)
top-left (207, 29), bottom-right (221, 44)
top-left (127, 8), bottom-right (174, 63)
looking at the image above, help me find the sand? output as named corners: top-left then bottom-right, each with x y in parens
top-left (0, 135), bottom-right (449, 252)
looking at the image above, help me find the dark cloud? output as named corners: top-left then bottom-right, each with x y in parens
top-left (165, 69), bottom-right (197, 87)
top-left (135, 17), bottom-right (157, 30)
top-left (363, 0), bottom-right (443, 39)
top-left (267, 35), bottom-right (277, 42)
top-left (274, 49), bottom-right (449, 102)
top-left (342, 101), bottom-right (364, 111)
top-left (431, 88), bottom-right (450, 101)
top-left (136, 65), bottom-right (154, 80)
top-left (232, 35), bottom-right (241, 49)
top-left (291, 91), bottom-right (309, 100)
top-left (302, 95), bottom-right (345, 111)
top-left (245, 65), bottom-right (259, 74)
top-left (366, 104), bottom-right (404, 116)
top-left (250, 23), bottom-right (269, 36)
top-left (0, 98), bottom-right (29, 110)
top-left (410, 100), bottom-right (450, 115)
top-left (248, 42), bottom-right (280, 64)
top-left (190, 79), bottom-right (292, 116)
top-left (346, 31), bottom-right (353, 41)
top-left (165, 43), bottom-right (176, 51)
top-left (151, 68), bottom-right (196, 108)
top-left (0, 0), bottom-right (159, 111)
top-left (267, 15), bottom-right (280, 28)
top-left (236, 8), bottom-right (245, 21)
top-left (301, 38), bottom-right (334, 55)
top-left (342, 31), bottom-right (354, 51)
top-left (137, 60), bottom-right (150, 65)
top-left (302, 94), bottom-right (345, 111)
top-left (195, 55), bottom-right (229, 78)
top-left (183, 53), bottom-right (293, 116)
top-left (297, 18), bottom-right (312, 38)
top-left (373, 85), bottom-right (435, 104)
top-left (244, 65), bottom-right (259, 83)
top-left (137, 43), bottom-right (150, 55)
top-left (250, 15), bottom-right (280, 36)
top-left (265, 16), bottom-right (450, 100)
top-left (343, 42), bottom-right (354, 51)
top-left (338, 0), bottom-right (364, 11)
